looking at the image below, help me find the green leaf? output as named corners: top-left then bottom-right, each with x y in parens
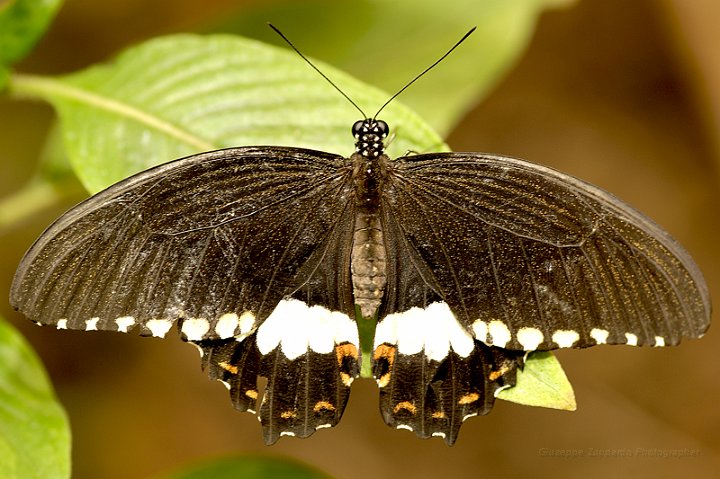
top-left (155, 456), bottom-right (333, 479)
top-left (213, 0), bottom-right (576, 134)
top-left (0, 0), bottom-right (63, 67)
top-left (496, 351), bottom-right (577, 411)
top-left (0, 318), bottom-right (71, 479)
top-left (9, 34), bottom-right (446, 193)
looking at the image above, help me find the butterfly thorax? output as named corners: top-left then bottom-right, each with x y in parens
top-left (350, 119), bottom-right (390, 318)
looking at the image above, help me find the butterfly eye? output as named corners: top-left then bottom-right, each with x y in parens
top-left (375, 120), bottom-right (389, 138)
top-left (352, 120), bottom-right (366, 138)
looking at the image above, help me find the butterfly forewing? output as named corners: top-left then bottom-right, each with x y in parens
top-left (381, 152), bottom-right (710, 351)
top-left (11, 147), bottom-right (357, 332)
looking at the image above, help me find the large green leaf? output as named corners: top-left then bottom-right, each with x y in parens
top-left (155, 456), bottom-right (333, 479)
top-left (9, 34), bottom-right (446, 193)
top-left (0, 0), bottom-right (63, 88)
top-left (0, 318), bottom-right (71, 479)
top-left (497, 351), bottom-right (577, 410)
top-left (214, 0), bottom-right (575, 134)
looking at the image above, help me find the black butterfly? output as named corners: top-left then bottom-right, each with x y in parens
top-left (10, 27), bottom-right (711, 446)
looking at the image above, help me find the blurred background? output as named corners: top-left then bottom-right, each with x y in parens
top-left (1, 0), bottom-right (719, 478)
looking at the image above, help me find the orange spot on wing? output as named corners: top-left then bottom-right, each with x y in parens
top-left (313, 401), bottom-right (336, 413)
top-left (280, 410), bottom-right (297, 419)
top-left (340, 372), bottom-right (354, 387)
top-left (334, 343), bottom-right (358, 386)
top-left (459, 392), bottom-right (480, 405)
top-left (335, 342), bottom-right (359, 363)
top-left (373, 343), bottom-right (397, 388)
top-left (373, 343), bottom-right (396, 362)
top-left (393, 401), bottom-right (417, 414)
top-left (489, 363), bottom-right (512, 381)
top-left (218, 361), bottom-right (238, 374)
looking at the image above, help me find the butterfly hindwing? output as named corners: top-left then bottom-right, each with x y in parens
top-left (373, 334), bottom-right (524, 445)
top-left (196, 310), bottom-right (359, 445)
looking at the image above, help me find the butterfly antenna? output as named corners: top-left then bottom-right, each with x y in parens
top-left (268, 23), bottom-right (367, 118)
top-left (373, 26), bottom-right (476, 119)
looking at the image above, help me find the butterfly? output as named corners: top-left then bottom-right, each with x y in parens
top-left (10, 26), bottom-right (711, 446)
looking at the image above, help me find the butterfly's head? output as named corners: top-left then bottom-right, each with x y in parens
top-left (352, 119), bottom-right (389, 158)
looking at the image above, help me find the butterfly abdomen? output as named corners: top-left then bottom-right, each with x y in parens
top-left (351, 208), bottom-right (387, 318)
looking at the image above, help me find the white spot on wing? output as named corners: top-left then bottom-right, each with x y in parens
top-left (115, 316), bottom-right (135, 333)
top-left (233, 311), bottom-right (256, 342)
top-left (215, 313), bottom-right (239, 339)
top-left (239, 311), bottom-right (255, 334)
top-left (590, 328), bottom-right (609, 345)
top-left (552, 330), bottom-right (580, 348)
top-left (517, 327), bottom-right (544, 350)
top-left (396, 424), bottom-right (413, 431)
top-left (432, 432), bottom-right (446, 438)
top-left (316, 424), bottom-right (332, 430)
top-left (146, 319), bottom-right (173, 338)
top-left (374, 302), bottom-right (474, 361)
top-left (488, 321), bottom-right (511, 348)
top-left (625, 332), bottom-right (638, 346)
top-left (56, 319), bottom-right (68, 330)
top-left (280, 431), bottom-right (295, 437)
top-left (462, 412), bottom-right (478, 422)
top-left (654, 336), bottom-right (665, 347)
top-left (256, 299), bottom-right (358, 360)
top-left (471, 320), bottom-right (488, 343)
top-left (85, 317), bottom-right (99, 331)
top-left (494, 384), bottom-right (513, 396)
top-left (181, 318), bottom-right (210, 341)
top-left (308, 307), bottom-right (355, 355)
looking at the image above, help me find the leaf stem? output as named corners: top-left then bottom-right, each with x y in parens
top-left (7, 73), bottom-right (216, 151)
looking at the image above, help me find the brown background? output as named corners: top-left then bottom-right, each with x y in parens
top-left (1, 0), bottom-right (718, 478)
